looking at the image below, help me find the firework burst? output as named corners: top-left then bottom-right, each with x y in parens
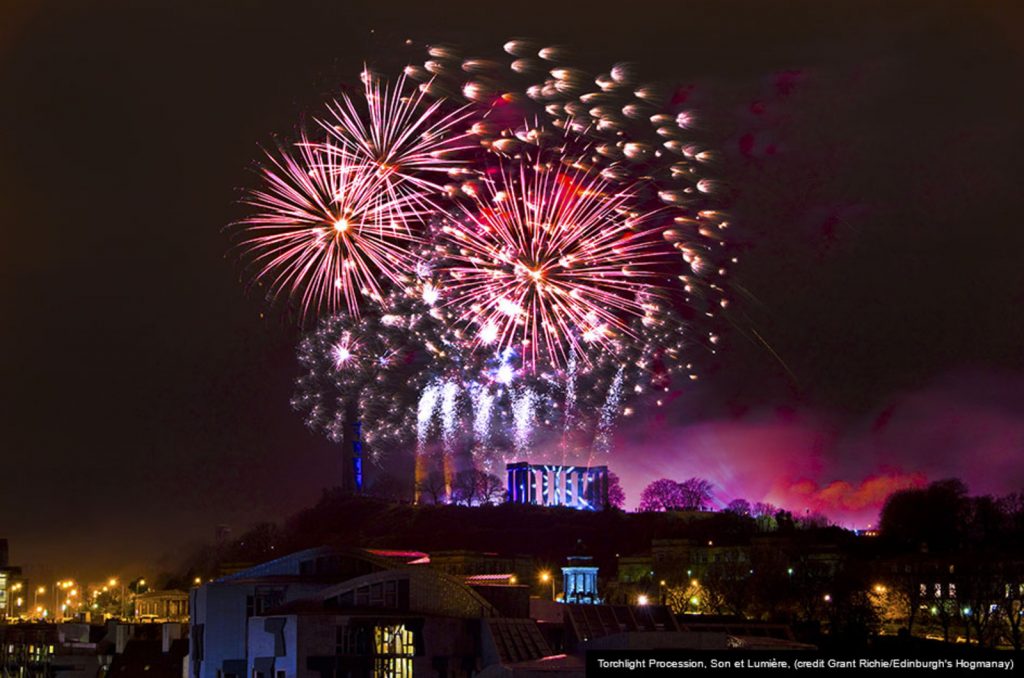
top-left (405, 39), bottom-right (734, 334)
top-left (235, 41), bottom-right (735, 497)
top-left (434, 152), bottom-right (676, 368)
top-left (239, 137), bottom-right (427, 319)
top-left (291, 286), bottom-right (454, 457)
top-left (321, 72), bottom-right (476, 211)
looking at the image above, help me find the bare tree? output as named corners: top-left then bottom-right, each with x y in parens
top-left (638, 479), bottom-right (686, 512)
top-left (726, 498), bottom-right (752, 516)
top-left (607, 472), bottom-right (626, 509)
top-left (416, 471), bottom-right (448, 504)
top-left (679, 477), bottom-right (714, 511)
top-left (451, 469), bottom-right (506, 506)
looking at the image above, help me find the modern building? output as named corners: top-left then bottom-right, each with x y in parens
top-left (505, 463), bottom-right (609, 511)
top-left (188, 545), bottom-right (554, 678)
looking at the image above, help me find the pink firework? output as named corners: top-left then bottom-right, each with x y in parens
top-left (320, 72), bottom-right (476, 210)
top-left (435, 157), bottom-right (675, 368)
top-left (239, 136), bottom-right (425, 319)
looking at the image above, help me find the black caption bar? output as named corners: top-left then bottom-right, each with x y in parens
top-left (587, 651), bottom-right (1021, 677)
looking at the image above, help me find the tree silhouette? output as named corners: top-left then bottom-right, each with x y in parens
top-left (638, 479), bottom-right (686, 511)
top-left (607, 472), bottom-right (626, 510)
top-left (638, 477), bottom-right (714, 512)
top-left (726, 498), bottom-right (752, 516)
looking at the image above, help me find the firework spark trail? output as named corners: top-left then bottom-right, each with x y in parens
top-left (416, 378), bottom-right (442, 447)
top-left (561, 348), bottom-right (579, 462)
top-left (437, 155), bottom-right (674, 368)
top-left (440, 379), bottom-right (460, 447)
top-left (321, 72), bottom-right (476, 213)
top-left (471, 382), bottom-right (495, 443)
top-left (240, 138), bottom-right (427, 319)
top-left (512, 386), bottom-right (536, 457)
top-left (592, 366), bottom-right (625, 457)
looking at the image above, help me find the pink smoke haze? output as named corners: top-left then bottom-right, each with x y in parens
top-left (610, 371), bottom-right (1024, 527)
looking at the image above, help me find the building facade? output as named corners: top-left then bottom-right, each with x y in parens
top-left (505, 463), bottom-right (609, 511)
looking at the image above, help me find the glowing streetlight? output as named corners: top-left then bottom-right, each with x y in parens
top-left (637, 594), bottom-right (649, 606)
top-left (539, 571), bottom-right (555, 600)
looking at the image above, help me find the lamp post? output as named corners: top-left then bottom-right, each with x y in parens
top-left (6, 583), bottom-right (22, 618)
top-left (34, 586), bottom-right (44, 619)
top-left (539, 571), bottom-right (555, 601)
top-left (109, 578), bottom-right (126, 619)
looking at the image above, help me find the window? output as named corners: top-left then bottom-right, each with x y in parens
top-left (337, 625), bottom-right (371, 656)
top-left (246, 587), bottom-right (286, 617)
top-left (355, 581), bottom-right (399, 609)
top-left (372, 625), bottom-right (414, 678)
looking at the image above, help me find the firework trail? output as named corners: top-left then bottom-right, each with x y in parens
top-left (593, 366), bottom-right (625, 455)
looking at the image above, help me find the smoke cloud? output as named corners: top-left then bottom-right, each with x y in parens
top-left (611, 370), bottom-right (1024, 527)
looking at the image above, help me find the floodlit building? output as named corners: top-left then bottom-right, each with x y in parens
top-left (562, 556), bottom-right (601, 605)
top-left (505, 463), bottom-right (609, 511)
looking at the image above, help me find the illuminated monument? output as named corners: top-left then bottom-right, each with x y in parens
top-left (562, 555), bottom-right (601, 604)
top-left (505, 462), bottom-right (609, 511)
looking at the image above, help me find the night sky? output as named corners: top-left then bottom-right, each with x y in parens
top-left (2, 0), bottom-right (1023, 580)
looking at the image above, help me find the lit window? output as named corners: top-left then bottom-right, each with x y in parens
top-left (373, 624), bottom-right (414, 678)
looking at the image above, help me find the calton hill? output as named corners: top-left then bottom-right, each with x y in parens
top-left (166, 475), bottom-right (1024, 651)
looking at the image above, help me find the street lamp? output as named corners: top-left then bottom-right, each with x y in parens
top-left (637, 594), bottom-right (649, 606)
top-left (109, 577), bottom-right (126, 618)
top-left (539, 571), bottom-right (555, 601)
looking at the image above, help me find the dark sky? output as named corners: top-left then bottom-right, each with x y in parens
top-left (2, 0), bottom-right (1022, 580)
